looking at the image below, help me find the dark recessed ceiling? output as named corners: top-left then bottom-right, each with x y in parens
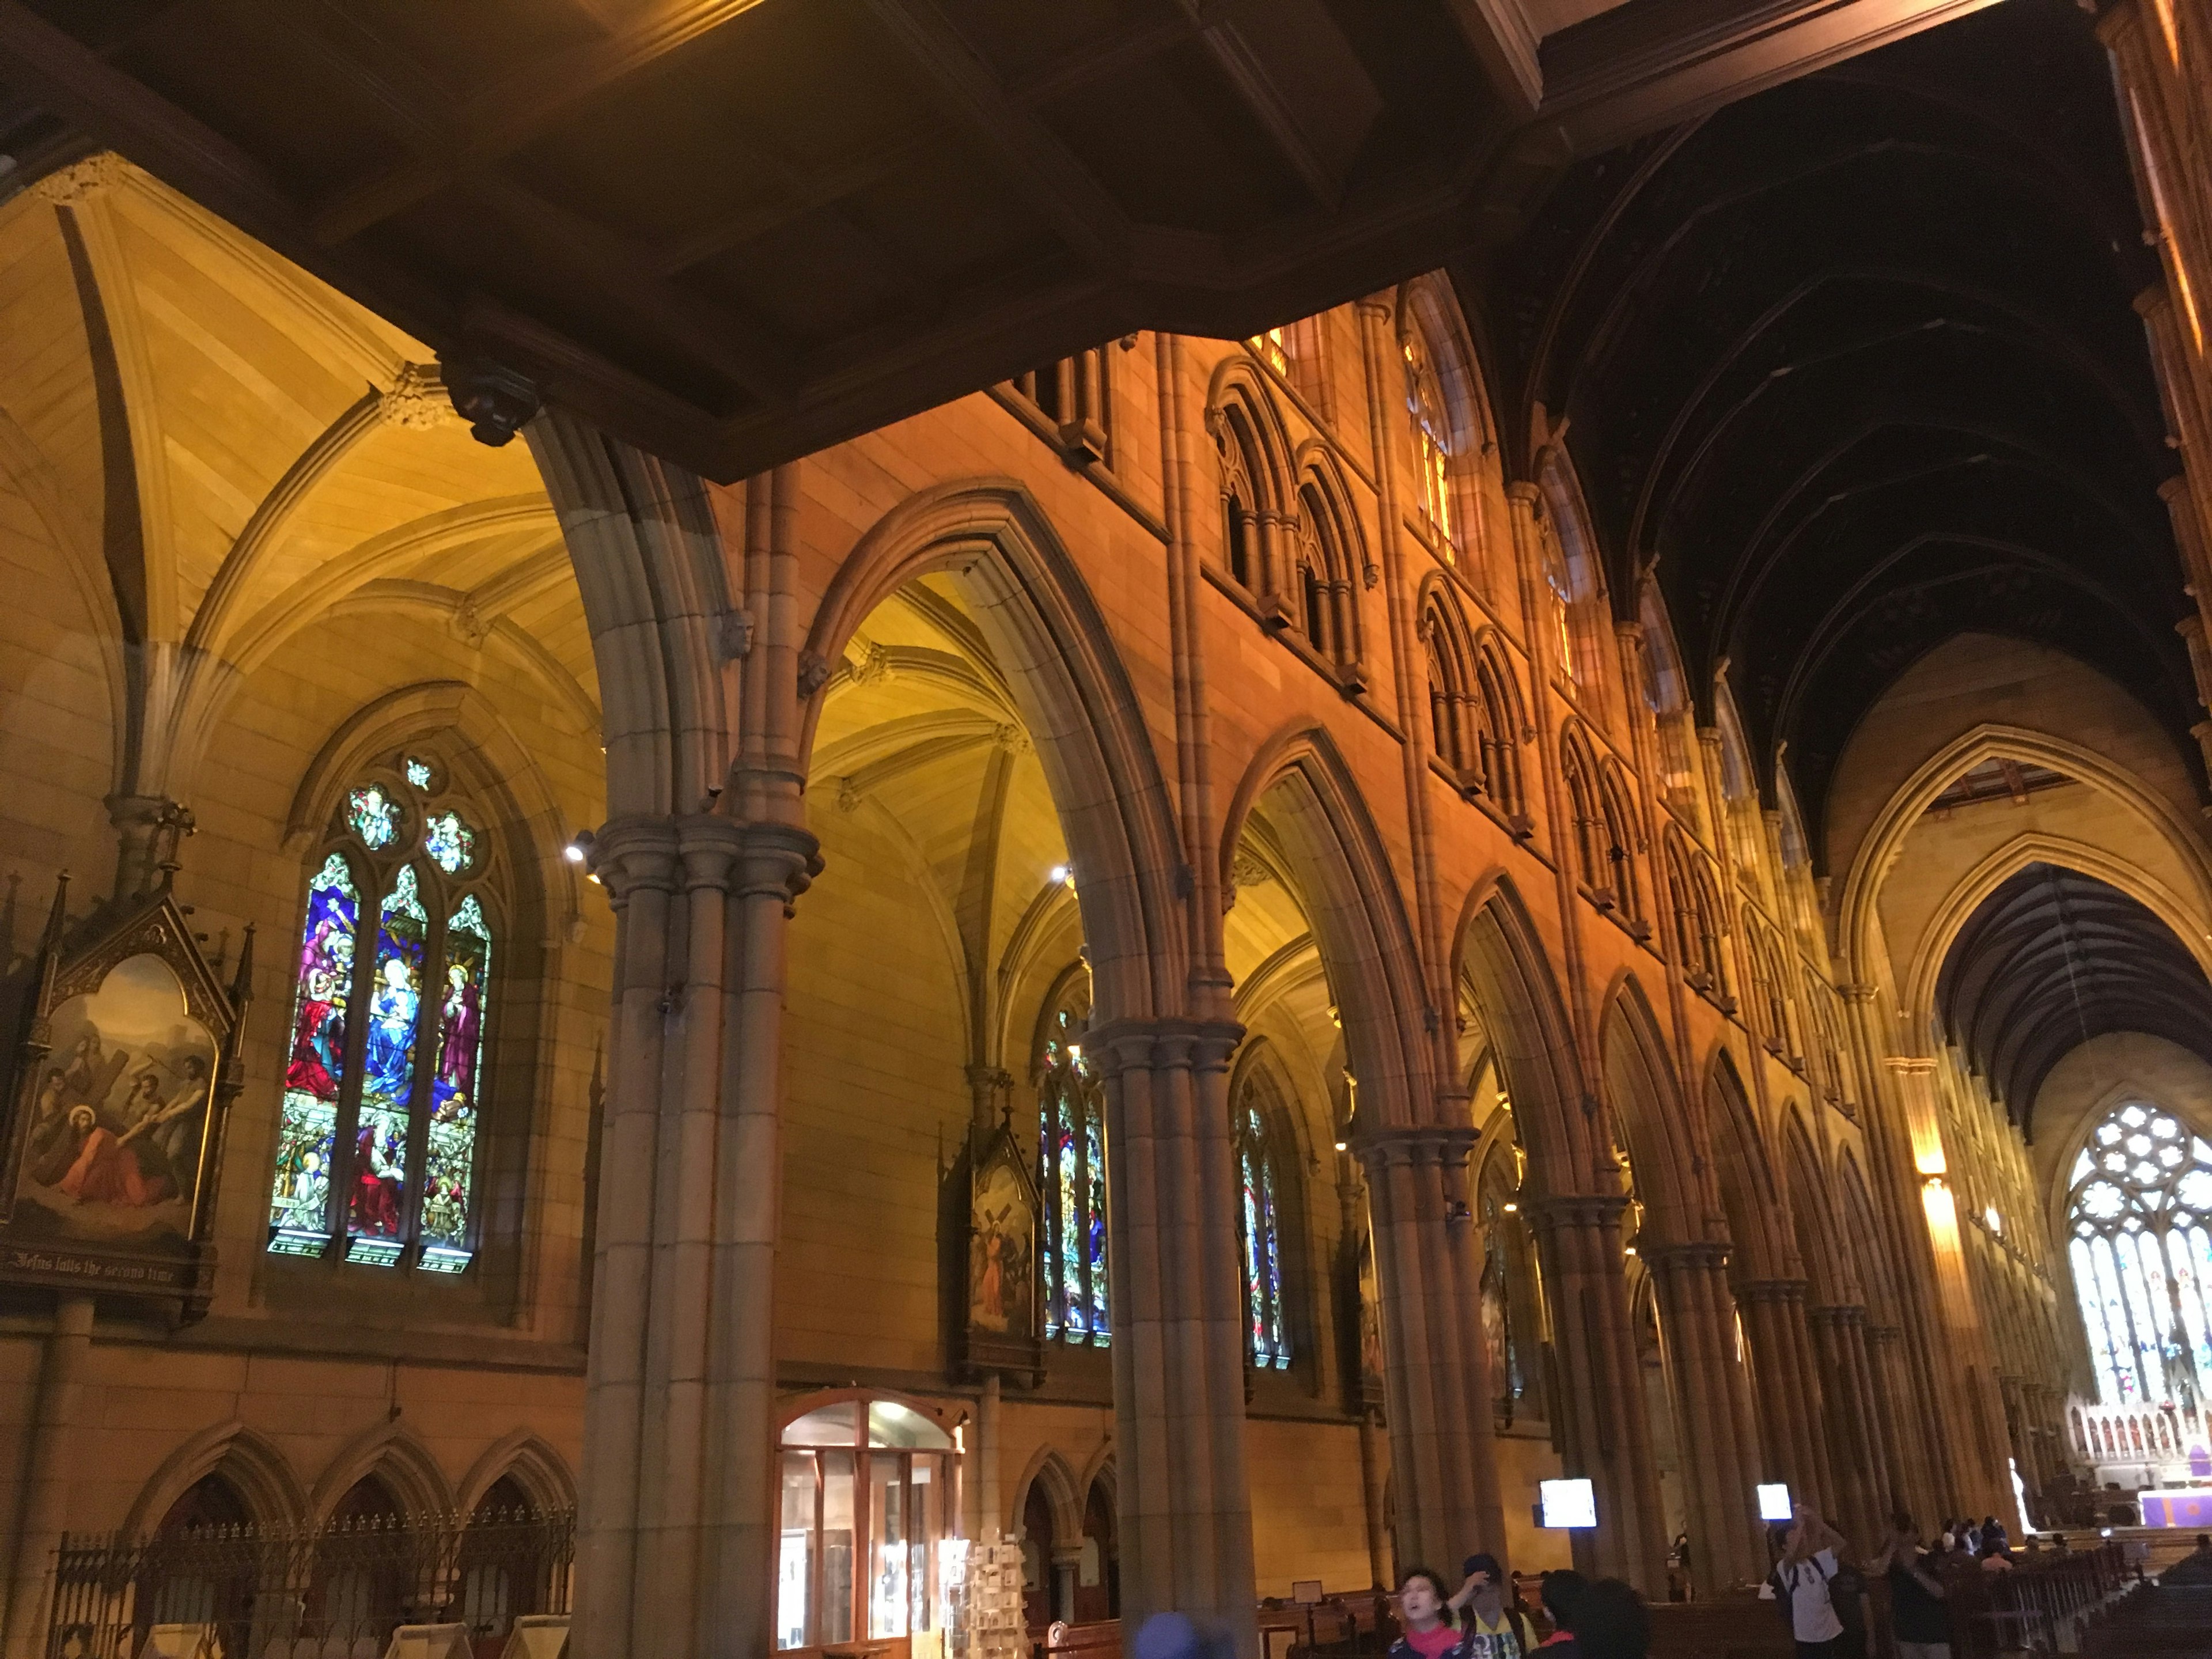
top-left (0, 0), bottom-right (2001, 479)
top-left (1482, 0), bottom-right (2194, 861)
top-left (1936, 862), bottom-right (2212, 1137)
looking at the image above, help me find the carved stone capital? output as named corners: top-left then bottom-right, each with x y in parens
top-left (1527, 1192), bottom-right (1634, 1231)
top-left (1735, 1277), bottom-right (1810, 1308)
top-left (1808, 1302), bottom-right (1869, 1331)
top-left (1643, 1240), bottom-right (1732, 1274)
top-left (1348, 1123), bottom-right (1481, 1175)
top-left (31, 153), bottom-right (126, 206)
top-left (440, 353), bottom-right (540, 447)
top-left (1883, 1055), bottom-right (1938, 1077)
top-left (378, 362), bottom-right (457, 430)
top-left (1084, 1016), bottom-right (1245, 1080)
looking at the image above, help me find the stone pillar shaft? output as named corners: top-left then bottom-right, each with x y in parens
top-left (3, 1296), bottom-right (94, 1659)
top-left (1358, 1127), bottom-right (1502, 1575)
top-left (1737, 1280), bottom-right (1835, 1516)
top-left (1647, 1245), bottom-right (1764, 1590)
top-left (1533, 1197), bottom-right (1666, 1588)
top-left (1096, 1017), bottom-right (1257, 1650)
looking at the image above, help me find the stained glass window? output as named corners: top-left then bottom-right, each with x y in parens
top-left (1039, 983), bottom-right (1108, 1345)
top-left (2065, 1101), bottom-right (2212, 1410)
top-left (1236, 1093), bottom-right (1290, 1369)
top-left (268, 853), bottom-right (358, 1253)
top-left (425, 810), bottom-right (478, 875)
top-left (266, 761), bottom-right (497, 1271)
top-left (347, 785), bottom-right (400, 850)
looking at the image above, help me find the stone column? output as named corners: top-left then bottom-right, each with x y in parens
top-left (1736, 1280), bottom-right (1837, 1518)
top-left (1092, 1017), bottom-right (1257, 1652)
top-left (3, 1296), bottom-right (94, 1659)
top-left (1531, 1196), bottom-right (1668, 1588)
top-left (574, 813), bottom-right (817, 1659)
top-left (1357, 1411), bottom-right (1391, 1589)
top-left (1356, 1127), bottom-right (1504, 1576)
top-left (1645, 1245), bottom-right (1766, 1590)
top-left (1808, 1305), bottom-right (1887, 1546)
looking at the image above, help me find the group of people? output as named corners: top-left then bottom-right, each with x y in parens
top-left (1388, 1557), bottom-right (1645, 1659)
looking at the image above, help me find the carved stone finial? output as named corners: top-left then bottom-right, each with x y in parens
top-left (380, 362), bottom-right (457, 431)
top-left (439, 353), bottom-right (541, 447)
top-left (848, 642), bottom-right (893, 686)
top-left (993, 722), bottom-right (1031, 757)
top-left (31, 153), bottom-right (126, 207)
top-left (834, 777), bottom-right (864, 815)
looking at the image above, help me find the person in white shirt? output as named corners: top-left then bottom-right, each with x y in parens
top-left (1767, 1506), bottom-right (1849, 1657)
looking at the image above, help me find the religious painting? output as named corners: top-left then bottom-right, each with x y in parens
top-left (969, 1160), bottom-right (1033, 1337)
top-left (1354, 1226), bottom-right (1385, 1402)
top-left (1480, 1241), bottom-right (1512, 1419)
top-left (964, 1117), bottom-right (1043, 1381)
top-left (0, 879), bottom-right (245, 1305)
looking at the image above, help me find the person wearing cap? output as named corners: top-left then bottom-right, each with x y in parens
top-left (1448, 1554), bottom-right (1540, 1657)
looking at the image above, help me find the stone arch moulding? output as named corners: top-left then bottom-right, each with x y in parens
top-left (1837, 723), bottom-right (2212, 979)
top-left (455, 1430), bottom-right (577, 1515)
top-left (1781, 1107), bottom-right (1856, 1305)
top-left (281, 678), bottom-right (584, 930)
top-left (1078, 1445), bottom-right (1116, 1516)
top-left (1205, 356), bottom-right (1299, 509)
top-left (800, 479), bottom-right (1186, 1026)
top-left (119, 1421), bottom-right (310, 1540)
top-left (307, 1419), bottom-right (457, 1524)
top-left (1217, 721), bottom-right (1434, 1130)
top-left (1598, 971), bottom-right (1710, 1248)
top-left (1703, 1046), bottom-right (1791, 1281)
top-left (524, 408), bottom-right (737, 822)
top-left (1898, 830), bottom-right (2212, 1029)
top-left (992, 887), bottom-right (1084, 1074)
top-left (1449, 869), bottom-right (1591, 1193)
top-left (1009, 1445), bottom-right (1085, 1546)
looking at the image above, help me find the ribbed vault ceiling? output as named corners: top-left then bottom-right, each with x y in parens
top-left (1935, 862), bottom-right (2212, 1137)
top-left (1485, 0), bottom-right (2194, 863)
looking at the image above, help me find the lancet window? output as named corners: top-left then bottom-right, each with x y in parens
top-left (268, 756), bottom-right (493, 1270)
top-left (1403, 328), bottom-right (1456, 554)
top-left (2066, 1101), bottom-right (2212, 1409)
top-left (1234, 1086), bottom-right (1291, 1370)
top-left (1039, 980), bottom-right (1109, 1346)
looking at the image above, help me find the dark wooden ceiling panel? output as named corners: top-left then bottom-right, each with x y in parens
top-left (0, 0), bottom-right (2023, 478)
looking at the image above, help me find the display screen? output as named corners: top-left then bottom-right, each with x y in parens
top-left (1539, 1478), bottom-right (1597, 1529)
top-left (1756, 1483), bottom-right (1793, 1523)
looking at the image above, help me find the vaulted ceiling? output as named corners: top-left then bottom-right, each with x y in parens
top-left (1487, 0), bottom-right (2193, 862)
top-left (1936, 862), bottom-right (2212, 1138)
top-left (0, 0), bottom-right (1998, 482)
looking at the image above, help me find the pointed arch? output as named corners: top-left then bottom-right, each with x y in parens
top-left (309, 1420), bottom-right (456, 1524)
top-left (1291, 449), bottom-right (1369, 678)
top-left (1207, 360), bottom-right (1297, 605)
top-left (121, 1423), bottom-right (309, 1540)
top-left (1219, 723), bottom-right (1434, 1130)
top-left (800, 479), bottom-right (1187, 1025)
top-left (456, 1431), bottom-right (577, 1515)
top-left (524, 409), bottom-right (736, 821)
top-left (1835, 1152), bottom-right (1901, 1328)
top-left (1452, 874), bottom-right (1589, 1192)
top-left (1705, 1047), bottom-right (1789, 1279)
top-left (1600, 975), bottom-right (1707, 1247)
top-left (1396, 275), bottom-right (1498, 571)
top-left (1780, 1111), bottom-right (1853, 1303)
top-left (1010, 1446), bottom-right (1085, 1545)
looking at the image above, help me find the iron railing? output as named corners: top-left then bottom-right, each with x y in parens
top-left (47, 1508), bottom-right (572, 1659)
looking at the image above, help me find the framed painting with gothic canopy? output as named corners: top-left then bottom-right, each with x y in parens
top-left (0, 873), bottom-right (250, 1313)
top-left (964, 1114), bottom-right (1043, 1382)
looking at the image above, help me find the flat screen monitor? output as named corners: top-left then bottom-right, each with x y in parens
top-left (1539, 1478), bottom-right (1597, 1529)
top-left (1756, 1483), bottom-right (1793, 1523)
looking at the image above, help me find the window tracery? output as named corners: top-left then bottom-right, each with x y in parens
top-left (1402, 329), bottom-right (1455, 555)
top-left (270, 757), bottom-right (493, 1270)
top-left (1039, 979), bottom-right (1108, 1346)
top-left (2066, 1101), bottom-right (2212, 1409)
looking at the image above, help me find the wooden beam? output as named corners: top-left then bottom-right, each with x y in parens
top-left (306, 0), bottom-right (772, 246)
top-left (1536, 0), bottom-right (2003, 155)
top-left (857, 0), bottom-right (1131, 271)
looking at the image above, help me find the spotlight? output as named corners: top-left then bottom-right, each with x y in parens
top-left (1333, 1139), bottom-right (1348, 1153)
top-left (1050, 864), bottom-right (1070, 885)
top-left (1503, 1202), bottom-right (1518, 1214)
top-left (565, 829), bottom-right (594, 865)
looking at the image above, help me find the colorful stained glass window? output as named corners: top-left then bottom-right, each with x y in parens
top-left (347, 785), bottom-right (401, 849)
top-left (268, 853), bottom-right (359, 1250)
top-left (422, 896), bottom-right (490, 1266)
top-left (1236, 1093), bottom-right (1290, 1369)
top-left (2066, 1101), bottom-right (2212, 1409)
top-left (1039, 985), bottom-right (1108, 1346)
top-left (424, 809), bottom-right (478, 875)
top-left (268, 767), bottom-right (495, 1271)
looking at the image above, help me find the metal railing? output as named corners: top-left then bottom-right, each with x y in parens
top-left (47, 1508), bottom-right (572, 1659)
